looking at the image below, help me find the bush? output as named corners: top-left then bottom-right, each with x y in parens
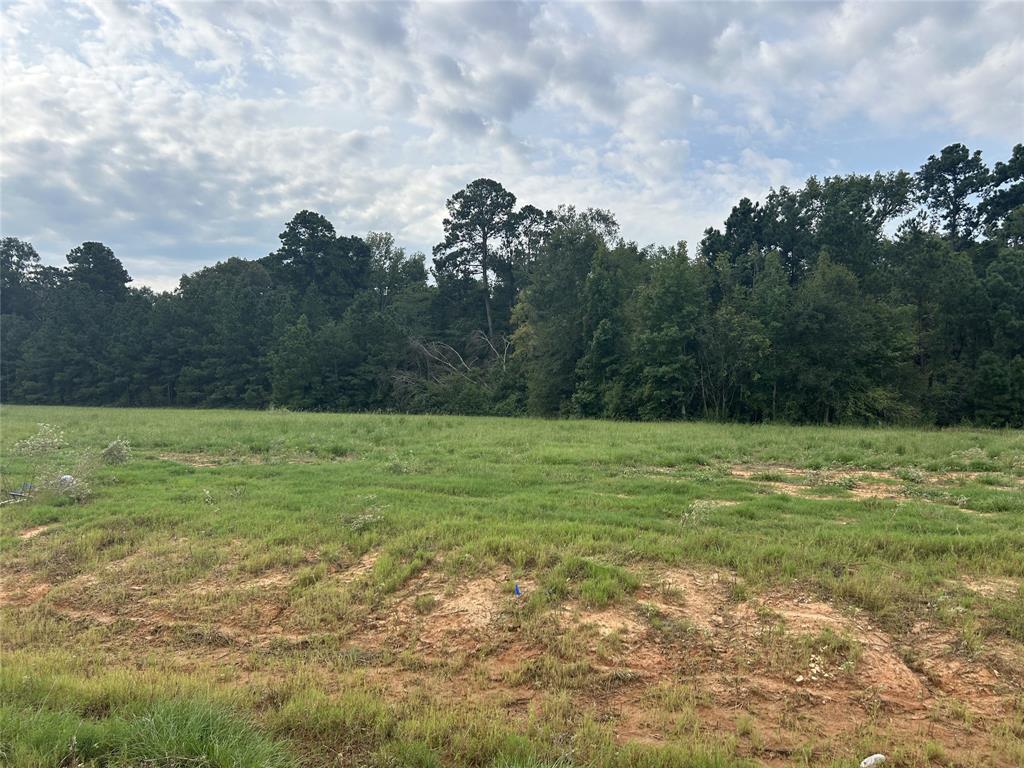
top-left (12, 423), bottom-right (66, 458)
top-left (101, 438), bottom-right (132, 465)
top-left (4, 423), bottom-right (129, 504)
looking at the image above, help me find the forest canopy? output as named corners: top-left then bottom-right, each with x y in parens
top-left (2, 143), bottom-right (1022, 426)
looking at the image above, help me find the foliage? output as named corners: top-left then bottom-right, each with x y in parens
top-left (5, 422), bottom-right (133, 504)
top-left (12, 422), bottom-right (66, 457)
top-left (100, 438), bottom-right (133, 465)
top-left (1, 143), bottom-right (1022, 425)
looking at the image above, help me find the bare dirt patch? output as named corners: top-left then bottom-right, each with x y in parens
top-left (6, 551), bottom-right (1021, 766)
top-left (731, 463), bottom-right (1023, 503)
top-left (418, 577), bottom-right (508, 643)
top-left (336, 550), bottom-right (379, 583)
top-left (907, 621), bottom-right (1018, 711)
top-left (187, 569), bottom-right (296, 595)
top-left (157, 451), bottom-right (339, 467)
top-left (381, 570), bottom-right (527, 653)
top-left (17, 524), bottom-right (53, 539)
top-left (557, 570), bottom-right (1022, 765)
top-left (846, 482), bottom-right (904, 500)
top-left (5, 549), bottom-right (388, 649)
top-left (159, 452), bottom-right (229, 468)
top-left (655, 567), bottom-right (731, 632)
top-left (961, 575), bottom-right (1022, 598)
top-left (562, 604), bottom-right (645, 638)
top-left (751, 594), bottom-right (930, 707)
top-left (642, 570), bottom-right (929, 707)
top-left (0, 581), bottom-right (51, 607)
top-left (730, 463), bottom-right (942, 501)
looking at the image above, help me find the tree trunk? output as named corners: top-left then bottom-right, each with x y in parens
top-left (480, 234), bottom-right (494, 338)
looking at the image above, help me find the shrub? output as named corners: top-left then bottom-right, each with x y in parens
top-left (12, 423), bottom-right (66, 456)
top-left (101, 438), bottom-right (133, 465)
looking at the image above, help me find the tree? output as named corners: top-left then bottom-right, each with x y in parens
top-left (758, 187), bottom-right (816, 283)
top-left (745, 251), bottom-right (792, 420)
top-left (809, 172), bottom-right (914, 282)
top-left (319, 294), bottom-right (408, 410)
top-left (980, 143), bottom-right (1024, 235)
top-left (366, 231), bottom-right (428, 312)
top-left (492, 203), bottom-right (552, 319)
top-left (629, 243), bottom-right (703, 419)
top-left (698, 197), bottom-right (765, 292)
top-left (570, 241), bottom-right (646, 417)
top-left (916, 144), bottom-right (990, 245)
top-left (1, 237), bottom-right (44, 316)
top-left (1, 147), bottom-right (1019, 427)
top-left (0, 240), bottom-right (45, 399)
top-left (272, 210), bottom-right (337, 281)
top-left (777, 255), bottom-right (912, 423)
top-left (885, 225), bottom-right (987, 423)
top-left (514, 207), bottom-right (618, 415)
top-left (171, 258), bottom-right (277, 407)
top-left (697, 304), bottom-right (769, 421)
top-left (433, 178), bottom-right (518, 338)
top-left (66, 242), bottom-right (131, 298)
top-left (268, 315), bottom-right (320, 409)
top-left (268, 210), bottom-right (371, 317)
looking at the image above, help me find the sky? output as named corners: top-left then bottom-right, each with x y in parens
top-left (2, 1), bottom-right (1022, 291)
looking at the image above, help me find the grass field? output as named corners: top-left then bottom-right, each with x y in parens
top-left (1, 405), bottom-right (1023, 767)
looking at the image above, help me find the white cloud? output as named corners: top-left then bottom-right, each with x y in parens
top-left (0, 0), bottom-right (1019, 287)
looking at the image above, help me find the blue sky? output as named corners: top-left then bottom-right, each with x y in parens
top-left (2, 0), bottom-right (1021, 290)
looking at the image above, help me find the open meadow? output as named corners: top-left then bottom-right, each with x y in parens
top-left (1, 405), bottom-right (1023, 767)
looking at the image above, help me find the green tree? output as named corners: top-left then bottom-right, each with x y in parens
top-left (980, 143), bottom-right (1024, 236)
top-left (268, 211), bottom-right (371, 318)
top-left (778, 255), bottom-right (912, 423)
top-left (66, 242), bottom-right (131, 299)
top-left (268, 315), bottom-right (320, 409)
top-left (571, 242), bottom-right (646, 417)
top-left (916, 143), bottom-right (990, 245)
top-left (629, 243), bottom-right (703, 419)
top-left (697, 303), bottom-right (769, 421)
top-left (808, 172), bottom-right (914, 282)
top-left (433, 179), bottom-right (518, 338)
top-left (745, 251), bottom-right (792, 420)
top-left (1, 237), bottom-right (44, 316)
top-left (514, 207), bottom-right (618, 415)
top-left (366, 232), bottom-right (428, 312)
top-left (172, 258), bottom-right (277, 407)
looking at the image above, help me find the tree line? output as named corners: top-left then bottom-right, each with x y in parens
top-left (2, 143), bottom-right (1022, 425)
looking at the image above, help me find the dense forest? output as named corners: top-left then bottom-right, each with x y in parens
top-left (2, 143), bottom-right (1022, 425)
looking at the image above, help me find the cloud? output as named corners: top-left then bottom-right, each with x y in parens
top-left (0, 0), bottom-right (1019, 288)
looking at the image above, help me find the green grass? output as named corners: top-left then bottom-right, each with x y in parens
top-left (1, 405), bottom-right (1023, 767)
top-left (0, 654), bottom-right (292, 768)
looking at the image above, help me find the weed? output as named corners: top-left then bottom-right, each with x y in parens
top-left (100, 439), bottom-right (132, 465)
top-left (735, 713), bottom-right (755, 737)
top-left (414, 594), bottom-right (437, 614)
top-left (924, 740), bottom-right (947, 762)
top-left (895, 466), bottom-right (926, 483)
top-left (12, 422), bottom-right (66, 456)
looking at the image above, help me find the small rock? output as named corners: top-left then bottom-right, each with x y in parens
top-left (795, 674), bottom-right (804, 683)
top-left (860, 755), bottom-right (886, 768)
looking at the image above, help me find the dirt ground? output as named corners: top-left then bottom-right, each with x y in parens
top-left (3, 538), bottom-right (1022, 767)
top-left (728, 463), bottom-right (1020, 504)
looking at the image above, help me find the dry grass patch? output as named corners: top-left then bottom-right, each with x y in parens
top-left (17, 524), bottom-right (54, 539)
top-left (961, 575), bottom-right (1022, 598)
top-left (157, 451), bottom-right (334, 467)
